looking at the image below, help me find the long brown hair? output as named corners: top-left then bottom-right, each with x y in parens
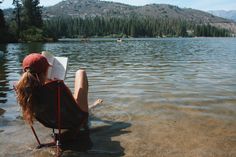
top-left (16, 69), bottom-right (43, 125)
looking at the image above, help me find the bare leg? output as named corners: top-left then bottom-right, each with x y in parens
top-left (74, 70), bottom-right (103, 113)
top-left (74, 69), bottom-right (89, 112)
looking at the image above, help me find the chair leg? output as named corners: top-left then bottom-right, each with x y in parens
top-left (30, 126), bottom-right (62, 157)
top-left (36, 142), bottom-right (56, 149)
top-left (30, 125), bottom-right (41, 146)
top-left (31, 126), bottom-right (62, 149)
top-left (51, 129), bottom-right (61, 145)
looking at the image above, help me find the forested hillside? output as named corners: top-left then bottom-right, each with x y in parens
top-left (44, 16), bottom-right (230, 38)
top-left (1, 0), bottom-right (236, 43)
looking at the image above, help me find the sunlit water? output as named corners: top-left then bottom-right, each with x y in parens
top-left (0, 38), bottom-right (236, 123)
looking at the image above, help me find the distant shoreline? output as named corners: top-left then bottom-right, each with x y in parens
top-left (58, 36), bottom-right (235, 42)
top-left (1, 36), bottom-right (235, 44)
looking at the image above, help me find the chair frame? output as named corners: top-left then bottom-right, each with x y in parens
top-left (29, 82), bottom-right (62, 154)
top-left (15, 81), bottom-right (88, 156)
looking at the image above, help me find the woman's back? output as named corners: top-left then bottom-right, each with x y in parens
top-left (35, 80), bottom-right (88, 129)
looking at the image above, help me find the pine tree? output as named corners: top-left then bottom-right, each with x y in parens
top-left (21, 0), bottom-right (43, 29)
top-left (0, 0), bottom-right (7, 42)
top-left (32, 0), bottom-right (43, 27)
top-left (12, 0), bottom-right (22, 37)
top-left (0, 9), bottom-right (5, 29)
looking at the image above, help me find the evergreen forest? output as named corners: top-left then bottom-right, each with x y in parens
top-left (0, 0), bottom-right (232, 43)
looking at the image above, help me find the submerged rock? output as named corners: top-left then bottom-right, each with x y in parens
top-left (0, 108), bottom-right (6, 116)
top-left (16, 115), bottom-right (23, 120)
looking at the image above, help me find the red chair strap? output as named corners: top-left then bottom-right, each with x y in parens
top-left (57, 82), bottom-right (61, 142)
top-left (30, 125), bottom-right (41, 146)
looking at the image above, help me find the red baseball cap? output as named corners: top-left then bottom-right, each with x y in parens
top-left (22, 53), bottom-right (50, 74)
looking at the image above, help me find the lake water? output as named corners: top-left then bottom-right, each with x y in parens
top-left (0, 38), bottom-right (236, 156)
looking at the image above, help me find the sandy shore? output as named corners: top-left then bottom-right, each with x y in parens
top-left (0, 103), bottom-right (236, 157)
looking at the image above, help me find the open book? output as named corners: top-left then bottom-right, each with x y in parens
top-left (42, 51), bottom-right (68, 80)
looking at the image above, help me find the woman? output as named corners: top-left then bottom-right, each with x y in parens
top-left (16, 53), bottom-right (102, 128)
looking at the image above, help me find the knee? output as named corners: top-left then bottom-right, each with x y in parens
top-left (76, 69), bottom-right (86, 77)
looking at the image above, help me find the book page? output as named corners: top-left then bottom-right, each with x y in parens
top-left (50, 57), bottom-right (68, 80)
top-left (47, 66), bottom-right (53, 79)
top-left (42, 51), bottom-right (54, 79)
top-left (42, 51), bottom-right (54, 65)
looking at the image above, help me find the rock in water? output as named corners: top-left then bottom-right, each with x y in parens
top-left (0, 108), bottom-right (6, 116)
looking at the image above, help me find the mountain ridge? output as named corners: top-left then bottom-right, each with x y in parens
top-left (42, 0), bottom-right (236, 33)
top-left (43, 0), bottom-right (230, 23)
top-left (3, 0), bottom-right (236, 34)
top-left (209, 10), bottom-right (236, 22)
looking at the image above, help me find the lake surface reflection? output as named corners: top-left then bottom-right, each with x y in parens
top-left (1, 38), bottom-right (236, 156)
top-left (0, 38), bottom-right (236, 120)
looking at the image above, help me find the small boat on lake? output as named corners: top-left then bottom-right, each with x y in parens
top-left (80, 38), bottom-right (90, 42)
top-left (117, 38), bottom-right (122, 43)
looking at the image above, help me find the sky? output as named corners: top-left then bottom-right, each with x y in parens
top-left (0, 0), bottom-right (236, 11)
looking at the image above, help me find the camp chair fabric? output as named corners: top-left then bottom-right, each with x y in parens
top-left (34, 80), bottom-right (88, 129)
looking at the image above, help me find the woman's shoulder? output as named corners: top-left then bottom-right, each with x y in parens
top-left (43, 80), bottom-right (66, 88)
top-left (38, 80), bottom-right (77, 108)
top-left (41, 80), bottom-right (72, 97)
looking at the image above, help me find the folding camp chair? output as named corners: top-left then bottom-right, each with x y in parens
top-left (15, 80), bottom-right (88, 153)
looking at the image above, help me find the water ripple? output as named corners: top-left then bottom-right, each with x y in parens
top-left (0, 38), bottom-right (236, 120)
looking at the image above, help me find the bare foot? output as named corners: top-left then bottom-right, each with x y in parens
top-left (89, 99), bottom-right (103, 109)
top-left (95, 99), bottom-right (103, 104)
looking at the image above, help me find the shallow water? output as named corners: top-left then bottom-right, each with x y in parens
top-left (0, 38), bottom-right (236, 156)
